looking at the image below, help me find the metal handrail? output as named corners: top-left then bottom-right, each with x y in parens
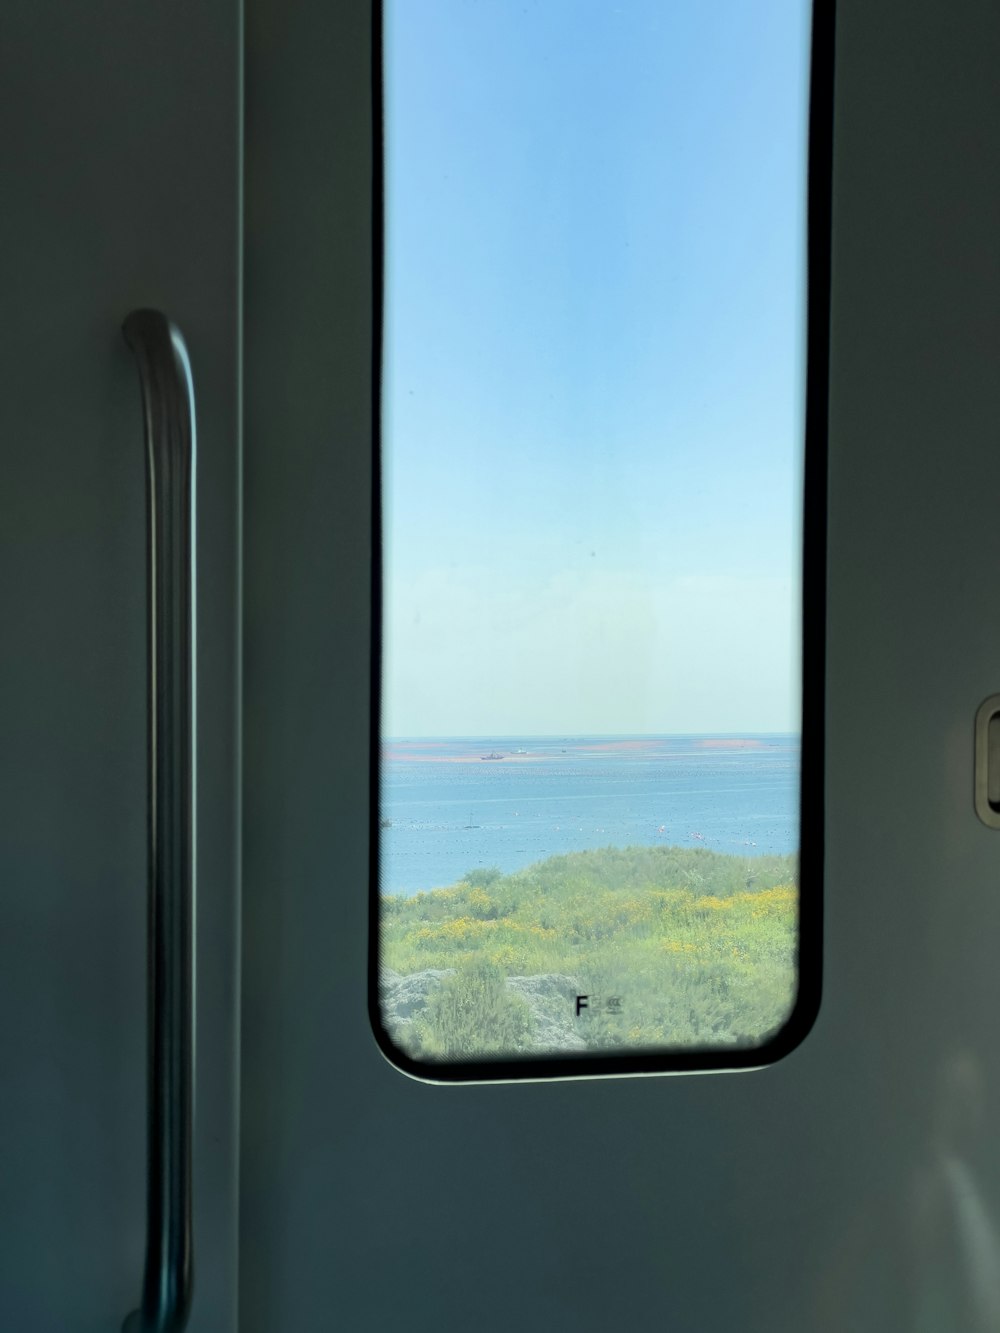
top-left (121, 309), bottom-right (196, 1333)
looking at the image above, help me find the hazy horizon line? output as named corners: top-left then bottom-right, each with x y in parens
top-left (383, 730), bottom-right (801, 741)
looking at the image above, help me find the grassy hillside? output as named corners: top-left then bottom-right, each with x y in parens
top-left (380, 845), bottom-right (798, 1059)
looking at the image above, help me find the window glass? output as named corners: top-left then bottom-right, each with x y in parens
top-left (377, 0), bottom-right (818, 1073)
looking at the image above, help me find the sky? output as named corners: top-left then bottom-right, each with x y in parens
top-left (382, 0), bottom-right (812, 738)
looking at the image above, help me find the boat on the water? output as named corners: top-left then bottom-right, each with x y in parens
top-left (480, 752), bottom-right (504, 761)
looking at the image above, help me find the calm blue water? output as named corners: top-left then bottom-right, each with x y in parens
top-left (380, 735), bottom-right (799, 896)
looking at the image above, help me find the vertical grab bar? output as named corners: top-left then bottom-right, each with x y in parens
top-left (122, 310), bottom-right (196, 1333)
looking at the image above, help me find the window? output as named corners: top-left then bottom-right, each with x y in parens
top-left (373, 0), bottom-right (829, 1079)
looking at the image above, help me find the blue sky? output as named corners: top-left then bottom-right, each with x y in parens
top-left (383, 0), bottom-right (811, 737)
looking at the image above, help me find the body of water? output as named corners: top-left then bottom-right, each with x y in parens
top-left (379, 735), bottom-right (799, 896)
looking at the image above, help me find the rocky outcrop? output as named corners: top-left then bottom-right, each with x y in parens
top-left (379, 967), bottom-right (454, 1027)
top-left (505, 974), bottom-right (587, 1051)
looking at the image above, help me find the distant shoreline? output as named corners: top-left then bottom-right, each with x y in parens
top-left (383, 734), bottom-right (800, 764)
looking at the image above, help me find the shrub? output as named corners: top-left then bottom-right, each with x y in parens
top-left (464, 866), bottom-right (503, 889)
top-left (414, 956), bottom-right (534, 1058)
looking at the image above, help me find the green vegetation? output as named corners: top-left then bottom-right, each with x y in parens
top-left (414, 957), bottom-right (535, 1059)
top-left (380, 845), bottom-right (798, 1060)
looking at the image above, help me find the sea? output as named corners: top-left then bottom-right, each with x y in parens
top-left (379, 734), bottom-right (800, 897)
